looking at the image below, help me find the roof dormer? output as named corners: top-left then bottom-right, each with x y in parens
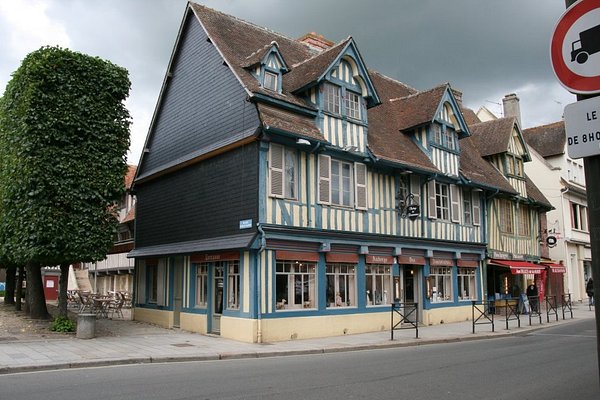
top-left (244, 41), bottom-right (289, 94)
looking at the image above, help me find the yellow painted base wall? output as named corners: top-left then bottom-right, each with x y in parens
top-left (259, 311), bottom-right (390, 342)
top-left (221, 316), bottom-right (258, 343)
top-left (133, 307), bottom-right (173, 328)
top-left (180, 313), bottom-right (207, 334)
top-left (422, 305), bottom-right (472, 326)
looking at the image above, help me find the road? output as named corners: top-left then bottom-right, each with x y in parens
top-left (1, 319), bottom-right (598, 400)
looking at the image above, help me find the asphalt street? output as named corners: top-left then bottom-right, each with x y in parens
top-left (1, 318), bottom-right (597, 400)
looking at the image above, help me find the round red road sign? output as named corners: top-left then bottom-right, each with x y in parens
top-left (550, 0), bottom-right (600, 94)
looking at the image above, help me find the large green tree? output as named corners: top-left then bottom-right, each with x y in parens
top-left (0, 46), bottom-right (131, 319)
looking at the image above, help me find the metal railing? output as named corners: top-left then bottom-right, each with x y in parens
top-left (561, 293), bottom-right (573, 319)
top-left (391, 302), bottom-right (419, 340)
top-left (471, 300), bottom-right (494, 333)
top-left (526, 295), bottom-right (542, 326)
top-left (545, 295), bottom-right (559, 323)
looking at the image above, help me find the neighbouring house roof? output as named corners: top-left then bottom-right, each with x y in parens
top-left (522, 121), bottom-right (566, 158)
top-left (121, 205), bottom-right (136, 224)
top-left (458, 137), bottom-right (517, 194)
top-left (460, 107), bottom-right (481, 126)
top-left (125, 165), bottom-right (137, 190)
top-left (525, 174), bottom-right (553, 209)
top-left (469, 117), bottom-right (519, 157)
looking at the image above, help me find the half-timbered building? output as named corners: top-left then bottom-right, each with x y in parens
top-left (130, 3), bottom-right (550, 342)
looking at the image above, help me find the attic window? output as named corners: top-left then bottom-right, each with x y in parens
top-left (264, 71), bottom-right (278, 91)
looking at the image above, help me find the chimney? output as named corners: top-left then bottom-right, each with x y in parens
top-left (502, 93), bottom-right (522, 128)
top-left (298, 32), bottom-right (335, 52)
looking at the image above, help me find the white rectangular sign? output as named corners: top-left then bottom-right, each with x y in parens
top-left (564, 96), bottom-right (600, 159)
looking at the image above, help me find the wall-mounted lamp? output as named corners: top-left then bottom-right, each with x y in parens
top-left (396, 193), bottom-right (420, 220)
top-left (296, 138), bottom-right (311, 146)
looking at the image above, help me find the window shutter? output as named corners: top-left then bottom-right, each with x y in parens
top-left (354, 162), bottom-right (367, 210)
top-left (136, 262), bottom-right (146, 304)
top-left (269, 144), bottom-right (284, 198)
top-left (428, 180), bottom-right (437, 219)
top-left (157, 260), bottom-right (166, 306)
top-left (450, 184), bottom-right (461, 223)
top-left (472, 191), bottom-right (481, 226)
top-left (318, 154), bottom-right (331, 204)
top-left (410, 175), bottom-right (421, 207)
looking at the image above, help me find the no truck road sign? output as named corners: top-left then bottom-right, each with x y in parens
top-left (550, 0), bottom-right (600, 94)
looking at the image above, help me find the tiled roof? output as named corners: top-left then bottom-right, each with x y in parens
top-left (525, 174), bottom-right (553, 209)
top-left (522, 121), bottom-right (565, 158)
top-left (469, 117), bottom-right (517, 157)
top-left (458, 137), bottom-right (517, 194)
top-left (388, 84), bottom-right (448, 131)
top-left (242, 41), bottom-right (285, 69)
top-left (368, 70), bottom-right (417, 101)
top-left (190, 3), bottom-right (317, 110)
top-left (284, 37), bottom-right (352, 93)
top-left (125, 165), bottom-right (137, 190)
top-left (257, 104), bottom-right (325, 142)
top-left (460, 107), bottom-right (481, 126)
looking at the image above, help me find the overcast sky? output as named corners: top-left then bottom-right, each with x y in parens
top-left (0, 0), bottom-right (576, 164)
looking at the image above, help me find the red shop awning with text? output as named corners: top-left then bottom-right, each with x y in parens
top-left (489, 259), bottom-right (545, 275)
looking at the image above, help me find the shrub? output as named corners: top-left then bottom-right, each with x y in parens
top-left (49, 316), bottom-right (76, 333)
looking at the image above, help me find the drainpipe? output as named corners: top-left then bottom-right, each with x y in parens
top-left (256, 223), bottom-right (266, 343)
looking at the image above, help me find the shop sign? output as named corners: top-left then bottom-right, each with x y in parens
top-left (490, 251), bottom-right (510, 260)
top-left (191, 251), bottom-right (240, 263)
top-left (398, 255), bottom-right (426, 265)
top-left (430, 258), bottom-right (454, 267)
top-left (365, 255), bottom-right (394, 264)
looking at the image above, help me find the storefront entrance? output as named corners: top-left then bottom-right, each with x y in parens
top-left (210, 265), bottom-right (224, 334)
top-left (401, 265), bottom-right (422, 322)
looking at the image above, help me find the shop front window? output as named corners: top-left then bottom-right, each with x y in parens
top-left (326, 263), bottom-right (357, 308)
top-left (457, 267), bottom-right (476, 301)
top-left (227, 262), bottom-right (240, 310)
top-left (365, 264), bottom-right (392, 306)
top-left (195, 263), bottom-right (208, 308)
top-left (275, 261), bottom-right (316, 310)
top-left (430, 266), bottom-right (452, 302)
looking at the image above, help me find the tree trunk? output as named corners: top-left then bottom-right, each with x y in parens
top-left (4, 265), bottom-right (16, 304)
top-left (58, 263), bottom-right (69, 318)
top-left (25, 262), bottom-right (49, 319)
top-left (15, 265), bottom-right (24, 311)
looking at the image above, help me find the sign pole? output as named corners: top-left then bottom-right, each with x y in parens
top-left (564, 0), bottom-right (600, 386)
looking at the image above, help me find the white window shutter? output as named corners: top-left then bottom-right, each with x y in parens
top-left (136, 262), bottom-right (146, 304)
top-left (450, 184), bottom-right (461, 223)
top-left (157, 260), bottom-right (166, 306)
top-left (428, 180), bottom-right (437, 219)
top-left (318, 154), bottom-right (331, 204)
top-left (269, 144), bottom-right (284, 198)
top-left (354, 162), bottom-right (367, 210)
top-left (472, 191), bottom-right (481, 226)
top-left (410, 175), bottom-right (421, 207)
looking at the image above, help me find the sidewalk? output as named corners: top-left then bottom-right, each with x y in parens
top-left (0, 304), bottom-right (595, 375)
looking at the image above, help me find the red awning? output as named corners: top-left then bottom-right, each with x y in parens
top-left (489, 259), bottom-right (544, 275)
top-left (543, 263), bottom-right (567, 274)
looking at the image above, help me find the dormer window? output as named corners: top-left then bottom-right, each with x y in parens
top-left (324, 82), bottom-right (341, 114)
top-left (432, 124), bottom-right (456, 151)
top-left (345, 91), bottom-right (361, 120)
top-left (263, 71), bottom-right (278, 91)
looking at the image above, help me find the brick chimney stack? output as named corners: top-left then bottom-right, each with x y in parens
top-left (502, 93), bottom-right (522, 128)
top-left (298, 32), bottom-right (335, 52)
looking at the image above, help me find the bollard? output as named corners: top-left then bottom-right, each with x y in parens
top-left (76, 313), bottom-right (96, 339)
